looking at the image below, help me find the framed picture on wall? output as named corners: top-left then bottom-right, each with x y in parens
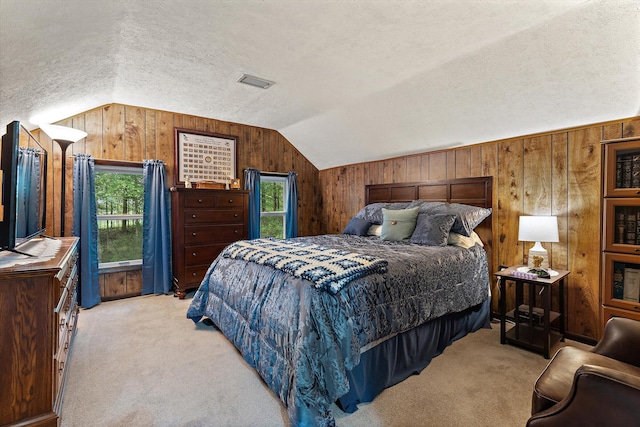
top-left (174, 128), bottom-right (237, 186)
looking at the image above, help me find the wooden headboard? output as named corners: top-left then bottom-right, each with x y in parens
top-left (365, 176), bottom-right (494, 277)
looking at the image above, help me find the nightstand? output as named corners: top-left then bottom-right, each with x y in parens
top-left (495, 266), bottom-right (570, 358)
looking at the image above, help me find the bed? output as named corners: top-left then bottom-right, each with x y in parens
top-left (187, 177), bottom-right (493, 426)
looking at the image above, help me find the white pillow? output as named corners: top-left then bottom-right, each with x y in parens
top-left (448, 231), bottom-right (483, 248)
top-left (367, 224), bottom-right (382, 236)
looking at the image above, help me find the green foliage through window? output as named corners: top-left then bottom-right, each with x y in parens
top-left (260, 178), bottom-right (286, 239)
top-left (95, 170), bottom-right (144, 265)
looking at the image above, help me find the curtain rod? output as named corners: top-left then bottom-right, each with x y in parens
top-left (244, 169), bottom-right (294, 177)
top-left (70, 156), bottom-right (148, 167)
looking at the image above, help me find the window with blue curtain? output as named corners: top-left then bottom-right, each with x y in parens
top-left (245, 169), bottom-right (298, 239)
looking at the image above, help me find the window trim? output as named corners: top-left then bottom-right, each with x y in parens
top-left (260, 174), bottom-right (288, 238)
top-left (95, 163), bottom-right (144, 270)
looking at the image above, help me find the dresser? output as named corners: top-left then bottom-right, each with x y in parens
top-left (0, 237), bottom-right (79, 427)
top-left (171, 188), bottom-right (249, 298)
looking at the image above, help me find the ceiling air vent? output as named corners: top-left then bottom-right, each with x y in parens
top-left (237, 74), bottom-right (275, 89)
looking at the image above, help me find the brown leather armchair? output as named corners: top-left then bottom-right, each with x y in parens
top-left (527, 317), bottom-right (640, 426)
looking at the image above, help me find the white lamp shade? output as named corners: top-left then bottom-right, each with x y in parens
top-left (518, 216), bottom-right (559, 243)
top-left (40, 124), bottom-right (87, 142)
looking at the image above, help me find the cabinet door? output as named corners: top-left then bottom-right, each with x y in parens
top-left (602, 305), bottom-right (640, 333)
top-left (603, 198), bottom-right (640, 253)
top-left (603, 138), bottom-right (640, 197)
top-left (602, 252), bottom-right (640, 312)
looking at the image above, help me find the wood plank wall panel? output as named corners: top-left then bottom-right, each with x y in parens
top-left (46, 103), bottom-right (321, 300)
top-left (566, 127), bottom-right (601, 338)
top-left (319, 116), bottom-right (640, 340)
top-left (550, 132), bottom-right (569, 272)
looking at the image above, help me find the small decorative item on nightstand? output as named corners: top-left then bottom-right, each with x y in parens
top-left (230, 178), bottom-right (241, 189)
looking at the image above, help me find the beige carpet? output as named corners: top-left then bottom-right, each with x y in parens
top-left (60, 295), bottom-right (585, 427)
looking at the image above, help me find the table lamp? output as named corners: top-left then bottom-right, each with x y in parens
top-left (518, 215), bottom-right (559, 269)
top-left (40, 124), bottom-right (88, 236)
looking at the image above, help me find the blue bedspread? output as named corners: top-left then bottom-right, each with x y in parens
top-left (187, 234), bottom-right (489, 426)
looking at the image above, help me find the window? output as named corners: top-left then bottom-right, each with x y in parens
top-left (260, 175), bottom-right (287, 239)
top-left (95, 164), bottom-right (144, 269)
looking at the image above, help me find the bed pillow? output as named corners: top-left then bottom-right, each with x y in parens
top-left (410, 213), bottom-right (456, 246)
top-left (448, 231), bottom-right (484, 249)
top-left (431, 203), bottom-right (492, 237)
top-left (368, 224), bottom-right (382, 236)
top-left (342, 217), bottom-right (372, 236)
top-left (380, 207), bottom-right (419, 241)
top-left (353, 202), bottom-right (410, 224)
top-left (406, 200), bottom-right (446, 214)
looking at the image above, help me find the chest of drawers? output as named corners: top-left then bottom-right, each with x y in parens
top-left (171, 188), bottom-right (249, 298)
top-left (0, 237), bottom-right (79, 427)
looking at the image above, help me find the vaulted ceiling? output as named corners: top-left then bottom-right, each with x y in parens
top-left (1, 0), bottom-right (638, 170)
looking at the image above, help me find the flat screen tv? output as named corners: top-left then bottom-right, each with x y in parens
top-left (0, 121), bottom-right (48, 253)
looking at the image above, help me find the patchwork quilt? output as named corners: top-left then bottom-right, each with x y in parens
top-left (222, 238), bottom-right (388, 294)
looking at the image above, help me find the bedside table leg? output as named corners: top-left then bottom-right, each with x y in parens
top-left (559, 277), bottom-right (566, 341)
top-left (543, 286), bottom-right (551, 359)
top-left (499, 277), bottom-right (506, 344)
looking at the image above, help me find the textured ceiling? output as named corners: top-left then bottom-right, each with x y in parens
top-left (1, 0), bottom-right (639, 170)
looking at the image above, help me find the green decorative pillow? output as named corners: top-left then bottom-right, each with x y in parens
top-left (380, 207), bottom-right (419, 241)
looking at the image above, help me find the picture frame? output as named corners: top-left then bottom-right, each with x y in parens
top-left (174, 128), bottom-right (237, 186)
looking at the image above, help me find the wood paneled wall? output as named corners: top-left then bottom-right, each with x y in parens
top-left (33, 103), bottom-right (321, 299)
top-left (319, 117), bottom-right (640, 340)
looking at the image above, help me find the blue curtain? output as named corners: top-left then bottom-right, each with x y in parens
top-left (285, 171), bottom-right (298, 238)
top-left (72, 154), bottom-right (101, 309)
top-left (244, 168), bottom-right (261, 239)
top-left (16, 147), bottom-right (41, 237)
top-left (142, 160), bottom-right (172, 295)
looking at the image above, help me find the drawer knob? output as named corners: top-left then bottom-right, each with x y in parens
top-left (228, 199), bottom-right (234, 203)
top-left (192, 272), bottom-right (197, 276)
top-left (192, 232), bottom-right (197, 236)
top-left (192, 252), bottom-right (197, 257)
top-left (234, 230), bottom-right (239, 234)
top-left (234, 213), bottom-right (239, 217)
top-left (198, 199), bottom-right (203, 203)
top-left (192, 214), bottom-right (197, 218)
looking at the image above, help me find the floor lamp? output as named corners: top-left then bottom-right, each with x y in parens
top-left (40, 124), bottom-right (88, 237)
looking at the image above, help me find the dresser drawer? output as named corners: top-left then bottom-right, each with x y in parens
top-left (56, 250), bottom-right (78, 285)
top-left (184, 193), bottom-right (245, 208)
top-left (215, 193), bottom-right (245, 208)
top-left (184, 264), bottom-right (212, 285)
top-left (58, 287), bottom-right (77, 344)
top-left (184, 244), bottom-right (229, 266)
top-left (184, 209), bottom-right (244, 224)
top-left (185, 224), bottom-right (245, 245)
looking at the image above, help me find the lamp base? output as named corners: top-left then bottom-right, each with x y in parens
top-left (527, 242), bottom-right (549, 269)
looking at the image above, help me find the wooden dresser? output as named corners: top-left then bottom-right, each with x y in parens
top-left (0, 237), bottom-right (79, 427)
top-left (171, 188), bottom-right (249, 298)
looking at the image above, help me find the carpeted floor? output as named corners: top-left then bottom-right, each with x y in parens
top-left (60, 295), bottom-right (586, 427)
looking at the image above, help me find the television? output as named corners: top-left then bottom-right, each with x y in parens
top-left (0, 121), bottom-right (48, 253)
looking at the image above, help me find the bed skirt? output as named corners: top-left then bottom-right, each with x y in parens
top-left (337, 297), bottom-right (492, 413)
